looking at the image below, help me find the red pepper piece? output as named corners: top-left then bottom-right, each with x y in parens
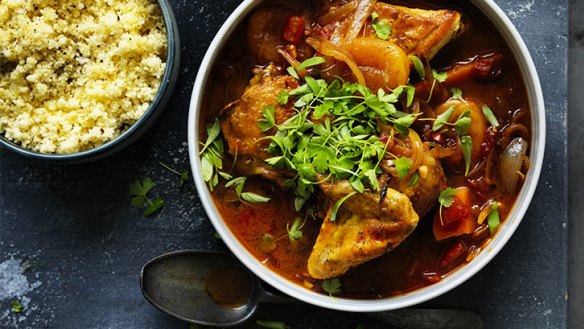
top-left (282, 16), bottom-right (305, 44)
top-left (439, 240), bottom-right (467, 269)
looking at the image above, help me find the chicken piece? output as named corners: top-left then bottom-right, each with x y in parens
top-left (220, 68), bottom-right (298, 183)
top-left (307, 179), bottom-right (419, 279)
top-left (364, 3), bottom-right (463, 59)
top-left (388, 156), bottom-right (446, 217)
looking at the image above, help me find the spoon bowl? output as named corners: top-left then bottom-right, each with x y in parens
top-left (141, 250), bottom-right (260, 327)
top-left (141, 250), bottom-right (484, 328)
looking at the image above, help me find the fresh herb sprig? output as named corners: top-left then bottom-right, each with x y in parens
top-left (438, 187), bottom-right (457, 225)
top-left (200, 118), bottom-right (232, 190)
top-left (224, 176), bottom-right (271, 204)
top-left (371, 12), bottom-right (392, 40)
top-left (159, 162), bottom-right (190, 188)
top-left (322, 278), bottom-right (342, 297)
top-left (129, 177), bottom-right (165, 216)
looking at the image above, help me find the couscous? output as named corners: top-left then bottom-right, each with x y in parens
top-left (0, 0), bottom-right (167, 154)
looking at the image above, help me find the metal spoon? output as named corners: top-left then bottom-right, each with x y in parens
top-left (140, 250), bottom-right (483, 329)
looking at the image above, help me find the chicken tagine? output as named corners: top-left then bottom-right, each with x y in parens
top-left (199, 0), bottom-right (531, 298)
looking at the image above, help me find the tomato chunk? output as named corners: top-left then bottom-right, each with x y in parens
top-left (433, 187), bottom-right (476, 241)
top-left (282, 16), bottom-right (305, 44)
top-left (439, 240), bottom-right (467, 269)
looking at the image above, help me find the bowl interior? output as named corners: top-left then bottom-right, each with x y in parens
top-left (0, 0), bottom-right (180, 163)
top-left (188, 0), bottom-right (545, 311)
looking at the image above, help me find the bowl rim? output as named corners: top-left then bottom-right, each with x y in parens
top-left (188, 0), bottom-right (546, 312)
top-left (0, 0), bottom-right (179, 162)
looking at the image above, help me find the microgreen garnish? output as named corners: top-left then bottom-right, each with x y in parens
top-left (200, 118), bottom-right (227, 191)
top-left (322, 278), bottom-right (342, 296)
top-left (129, 177), bottom-right (165, 216)
top-left (371, 12), bottom-right (392, 40)
top-left (296, 56), bottom-right (326, 71)
top-left (433, 106), bottom-right (455, 131)
top-left (461, 135), bottom-right (473, 176)
top-left (454, 111), bottom-right (471, 136)
top-left (432, 69), bottom-right (448, 82)
top-left (410, 55), bottom-right (425, 79)
top-left (408, 171), bottom-right (420, 186)
top-left (330, 191), bottom-right (357, 222)
top-left (259, 72), bottom-right (415, 209)
top-left (11, 300), bottom-right (23, 314)
top-left (287, 217), bottom-right (304, 241)
top-left (395, 156), bottom-right (412, 179)
top-left (481, 104), bottom-right (499, 127)
top-left (257, 320), bottom-right (289, 329)
top-left (438, 187), bottom-right (457, 225)
top-left (225, 176), bottom-right (271, 203)
top-left (487, 201), bottom-right (500, 235)
top-left (159, 162), bottom-right (190, 188)
top-left (257, 105), bottom-right (277, 132)
top-left (451, 87), bottom-right (462, 98)
top-left (286, 66), bottom-right (300, 79)
top-left (277, 90), bottom-right (289, 105)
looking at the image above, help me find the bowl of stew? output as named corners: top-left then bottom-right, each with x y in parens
top-left (188, 0), bottom-right (545, 311)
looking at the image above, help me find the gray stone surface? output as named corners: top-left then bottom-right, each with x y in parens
top-left (0, 0), bottom-right (568, 328)
top-left (569, 0), bottom-right (583, 327)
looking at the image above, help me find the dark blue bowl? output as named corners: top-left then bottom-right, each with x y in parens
top-left (0, 0), bottom-right (180, 163)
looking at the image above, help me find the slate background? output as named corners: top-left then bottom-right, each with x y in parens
top-left (0, 0), bottom-right (569, 328)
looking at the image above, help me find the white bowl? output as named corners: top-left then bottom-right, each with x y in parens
top-left (188, 0), bottom-right (545, 312)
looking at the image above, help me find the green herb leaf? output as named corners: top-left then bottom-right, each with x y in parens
top-left (277, 90), bottom-right (289, 105)
top-left (297, 56), bottom-right (326, 71)
top-left (257, 320), bottom-right (289, 329)
top-left (410, 55), bottom-right (425, 79)
top-left (433, 106), bottom-right (455, 131)
top-left (129, 177), bottom-right (154, 197)
top-left (454, 110), bottom-right (472, 136)
top-left (439, 187), bottom-right (457, 208)
top-left (487, 201), bottom-right (500, 235)
top-left (11, 300), bottom-right (23, 314)
top-left (322, 278), bottom-right (341, 296)
top-left (131, 196), bottom-right (145, 208)
top-left (330, 192), bottom-right (357, 222)
top-left (287, 217), bottom-right (304, 241)
top-left (144, 197), bottom-right (164, 216)
top-left (395, 157), bottom-right (412, 179)
top-left (481, 104), bottom-right (499, 127)
top-left (451, 87), bottom-right (462, 99)
top-left (432, 69), bottom-right (448, 83)
top-left (287, 66), bottom-right (299, 79)
top-left (408, 171), bottom-right (420, 186)
top-left (461, 135), bottom-right (473, 176)
top-left (404, 85), bottom-right (415, 107)
top-left (241, 192), bottom-right (271, 203)
top-left (371, 12), bottom-right (392, 40)
top-left (200, 118), bottom-right (221, 154)
top-left (258, 105), bottom-right (277, 132)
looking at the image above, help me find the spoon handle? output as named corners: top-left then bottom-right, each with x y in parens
top-left (366, 308), bottom-right (484, 329)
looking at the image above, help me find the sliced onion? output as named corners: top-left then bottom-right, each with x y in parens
top-left (499, 137), bottom-right (528, 194)
top-left (305, 36), bottom-right (367, 86)
top-left (318, 2), bottom-right (358, 26)
top-left (343, 0), bottom-right (376, 44)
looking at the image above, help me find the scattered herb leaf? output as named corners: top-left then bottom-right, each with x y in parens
top-left (287, 217), bottom-right (304, 241)
top-left (438, 187), bottom-right (457, 226)
top-left (481, 104), bottom-right (499, 127)
top-left (322, 278), bottom-right (342, 296)
top-left (454, 110), bottom-right (472, 136)
top-left (433, 106), bottom-right (455, 131)
top-left (371, 12), bottom-right (392, 40)
top-left (297, 56), bottom-right (326, 71)
top-left (258, 105), bottom-right (277, 132)
top-left (461, 135), bottom-right (473, 176)
top-left (432, 69), bottom-right (448, 83)
top-left (129, 177), bottom-right (165, 216)
top-left (330, 191), bottom-right (357, 222)
top-left (408, 171), bottom-right (420, 186)
top-left (487, 201), bottom-right (500, 235)
top-left (144, 197), bottom-right (165, 216)
top-left (159, 162), bottom-right (190, 188)
top-left (451, 87), bottom-right (462, 99)
top-left (11, 300), bottom-right (23, 314)
top-left (395, 157), bottom-right (412, 179)
top-left (410, 55), bottom-right (425, 79)
top-left (287, 66), bottom-right (299, 79)
top-left (241, 192), bottom-right (271, 203)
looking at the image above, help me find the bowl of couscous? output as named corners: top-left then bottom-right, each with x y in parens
top-left (0, 0), bottom-right (180, 163)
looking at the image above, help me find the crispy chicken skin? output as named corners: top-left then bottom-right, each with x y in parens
top-left (364, 3), bottom-right (463, 59)
top-left (307, 179), bottom-right (419, 279)
top-left (220, 69), bottom-right (298, 183)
